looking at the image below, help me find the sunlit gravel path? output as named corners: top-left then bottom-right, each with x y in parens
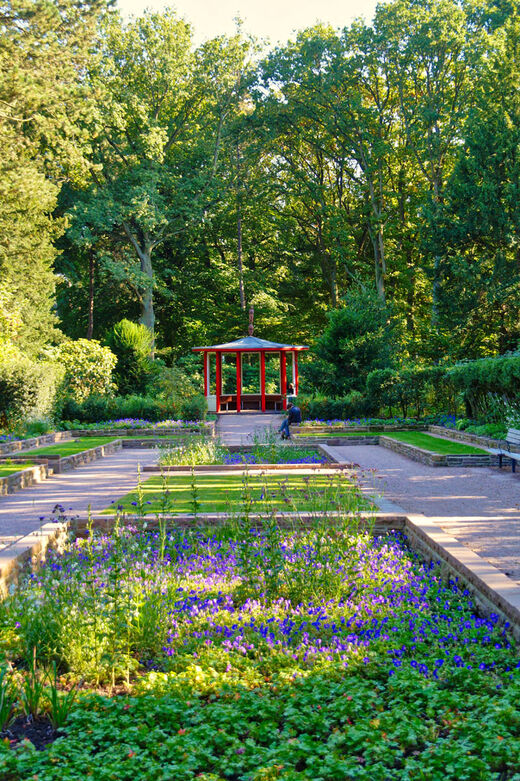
top-left (0, 449), bottom-right (158, 549)
top-left (325, 442), bottom-right (520, 585)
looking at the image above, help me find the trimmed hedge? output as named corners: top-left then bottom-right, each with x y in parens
top-left (61, 393), bottom-right (207, 423)
top-left (297, 391), bottom-right (375, 421)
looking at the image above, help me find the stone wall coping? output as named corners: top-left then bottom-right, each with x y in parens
top-left (0, 431), bottom-right (72, 456)
top-left (0, 463), bottom-right (52, 496)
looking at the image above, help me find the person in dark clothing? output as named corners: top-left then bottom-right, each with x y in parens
top-left (280, 402), bottom-right (301, 439)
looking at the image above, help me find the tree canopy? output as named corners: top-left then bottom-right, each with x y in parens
top-left (2, 0), bottom-right (520, 371)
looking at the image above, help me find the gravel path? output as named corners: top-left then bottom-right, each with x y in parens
top-left (326, 443), bottom-right (520, 583)
top-left (0, 448), bottom-right (158, 550)
top-left (3, 418), bottom-right (520, 587)
top-left (216, 413), bottom-right (281, 444)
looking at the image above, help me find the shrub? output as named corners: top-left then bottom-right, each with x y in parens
top-left (366, 365), bottom-right (457, 418)
top-left (179, 394), bottom-right (207, 421)
top-left (298, 391), bottom-right (374, 421)
top-left (49, 339), bottom-right (116, 402)
top-left (447, 353), bottom-right (520, 419)
top-left (304, 288), bottom-right (395, 396)
top-left (60, 394), bottom-right (170, 424)
top-left (106, 320), bottom-right (154, 395)
top-left (151, 364), bottom-right (199, 414)
top-left (0, 354), bottom-right (64, 428)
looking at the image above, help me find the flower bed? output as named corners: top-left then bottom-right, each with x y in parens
top-left (159, 439), bottom-right (328, 467)
top-left (1, 525), bottom-right (520, 777)
top-left (63, 418), bottom-right (207, 431)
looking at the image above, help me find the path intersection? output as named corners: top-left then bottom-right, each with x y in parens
top-left (0, 414), bottom-right (519, 587)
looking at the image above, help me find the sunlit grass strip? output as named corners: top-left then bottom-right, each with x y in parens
top-left (102, 472), bottom-right (368, 515)
top-left (382, 431), bottom-right (489, 455)
top-left (0, 461), bottom-right (36, 477)
top-left (23, 437), bottom-right (119, 456)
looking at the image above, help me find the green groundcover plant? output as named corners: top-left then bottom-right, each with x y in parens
top-left (0, 511), bottom-right (520, 778)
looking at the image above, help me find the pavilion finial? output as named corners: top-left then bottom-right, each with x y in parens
top-left (248, 306), bottom-right (254, 336)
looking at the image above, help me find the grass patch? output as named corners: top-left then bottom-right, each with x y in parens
top-left (383, 431), bottom-right (489, 454)
top-left (103, 472), bottom-right (367, 515)
top-left (24, 437), bottom-right (118, 457)
top-left (0, 461), bottom-right (36, 477)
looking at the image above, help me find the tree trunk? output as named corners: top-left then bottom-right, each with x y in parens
top-left (138, 246), bottom-right (155, 354)
top-left (86, 252), bottom-right (95, 340)
top-left (236, 138), bottom-right (246, 311)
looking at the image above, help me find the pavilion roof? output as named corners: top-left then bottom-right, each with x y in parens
top-left (192, 336), bottom-right (308, 351)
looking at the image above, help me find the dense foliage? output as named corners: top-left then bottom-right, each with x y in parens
top-left (2, 0), bottom-right (520, 371)
top-left (1, 525), bottom-right (520, 778)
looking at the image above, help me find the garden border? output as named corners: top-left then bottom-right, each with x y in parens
top-left (39, 439), bottom-right (123, 473)
top-left (71, 421), bottom-right (216, 438)
top-left (0, 462), bottom-right (53, 496)
top-left (0, 431), bottom-right (73, 456)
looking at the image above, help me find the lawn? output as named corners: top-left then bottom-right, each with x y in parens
top-left (296, 429), bottom-right (489, 455)
top-left (0, 461), bottom-right (35, 477)
top-left (383, 431), bottom-right (489, 455)
top-left (23, 437), bottom-right (119, 457)
top-left (103, 472), bottom-right (367, 515)
top-left (1, 526), bottom-right (519, 778)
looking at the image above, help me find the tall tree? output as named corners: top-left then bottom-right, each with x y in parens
top-left (0, 0), bottom-right (108, 354)
top-left (67, 11), bottom-right (250, 346)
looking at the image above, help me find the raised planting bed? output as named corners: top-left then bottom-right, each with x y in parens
top-left (0, 431), bottom-right (72, 456)
top-left (2, 525), bottom-right (520, 776)
top-left (156, 442), bottom-right (335, 470)
top-left (69, 419), bottom-right (215, 437)
top-left (379, 433), bottom-right (495, 467)
top-left (0, 461), bottom-right (52, 496)
top-left (102, 471), bottom-right (368, 515)
top-left (22, 437), bottom-right (122, 473)
top-left (428, 425), bottom-right (520, 454)
top-left (298, 424), bottom-right (424, 434)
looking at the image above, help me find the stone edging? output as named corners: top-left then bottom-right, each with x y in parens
top-left (0, 431), bottom-right (72, 456)
top-left (0, 463), bottom-right (52, 496)
top-left (428, 425), bottom-right (520, 454)
top-left (378, 435), bottom-right (496, 467)
top-left (44, 439), bottom-right (123, 473)
top-left (0, 522), bottom-right (68, 598)
top-left (143, 463), bottom-right (350, 473)
top-left (71, 421), bottom-right (215, 438)
top-left (405, 514), bottom-right (520, 640)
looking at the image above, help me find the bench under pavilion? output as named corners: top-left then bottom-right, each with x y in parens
top-left (192, 335), bottom-right (308, 413)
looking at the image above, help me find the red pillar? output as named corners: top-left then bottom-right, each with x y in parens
top-left (260, 351), bottom-right (266, 412)
top-left (203, 352), bottom-right (208, 397)
top-left (294, 351), bottom-right (299, 395)
top-left (216, 352), bottom-right (222, 413)
top-left (236, 352), bottom-right (241, 412)
top-left (281, 351), bottom-right (287, 410)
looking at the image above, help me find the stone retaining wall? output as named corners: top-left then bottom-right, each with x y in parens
top-left (0, 431), bottom-right (72, 456)
top-left (379, 435), bottom-right (497, 467)
top-left (296, 435), bottom-right (380, 446)
top-left (50, 439), bottom-right (123, 473)
top-left (0, 463), bottom-right (52, 496)
top-left (72, 422), bottom-right (215, 438)
top-left (428, 425), bottom-right (520, 454)
top-left (298, 424), bottom-right (423, 434)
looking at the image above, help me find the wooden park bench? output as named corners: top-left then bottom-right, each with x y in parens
top-left (487, 428), bottom-right (520, 472)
